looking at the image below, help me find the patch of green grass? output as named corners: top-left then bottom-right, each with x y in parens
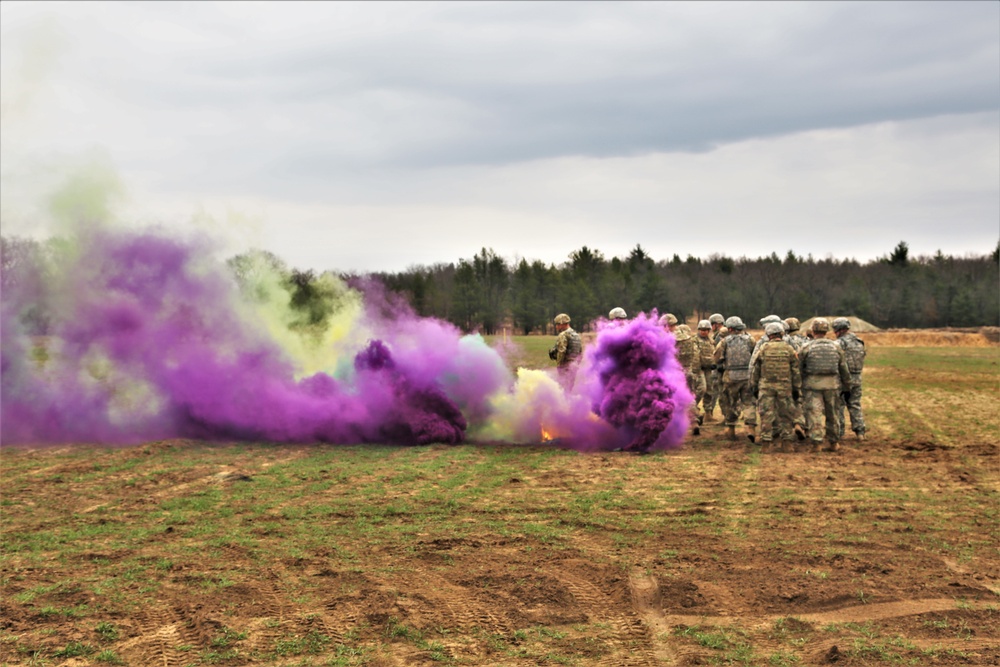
top-left (53, 641), bottom-right (95, 658)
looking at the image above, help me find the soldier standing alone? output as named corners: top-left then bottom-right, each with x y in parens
top-left (833, 317), bottom-right (867, 441)
top-left (549, 313), bottom-right (583, 389)
top-left (750, 322), bottom-right (801, 452)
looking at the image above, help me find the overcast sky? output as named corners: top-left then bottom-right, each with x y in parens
top-left (2, 1), bottom-right (998, 273)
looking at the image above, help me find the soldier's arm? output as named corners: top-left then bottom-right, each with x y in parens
top-left (555, 333), bottom-right (567, 365)
top-left (790, 348), bottom-right (802, 391)
top-left (713, 339), bottom-right (726, 364)
top-left (837, 349), bottom-right (851, 386)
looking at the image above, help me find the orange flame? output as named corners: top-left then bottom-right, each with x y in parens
top-left (541, 427), bottom-right (554, 442)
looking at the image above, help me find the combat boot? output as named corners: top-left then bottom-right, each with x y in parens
top-left (855, 432), bottom-right (866, 441)
top-left (759, 440), bottom-right (772, 453)
top-left (825, 441), bottom-right (841, 452)
top-left (726, 426), bottom-right (737, 441)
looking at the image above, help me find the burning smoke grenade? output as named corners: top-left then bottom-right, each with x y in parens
top-left (580, 314), bottom-right (694, 452)
top-left (2, 226), bottom-right (691, 451)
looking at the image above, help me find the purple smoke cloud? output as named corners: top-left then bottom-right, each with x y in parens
top-left (578, 314), bottom-right (694, 452)
top-left (1, 228), bottom-right (691, 451)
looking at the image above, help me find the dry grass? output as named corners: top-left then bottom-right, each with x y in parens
top-left (864, 328), bottom-right (999, 347)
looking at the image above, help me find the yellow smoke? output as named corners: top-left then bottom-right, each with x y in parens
top-left (475, 368), bottom-right (573, 443)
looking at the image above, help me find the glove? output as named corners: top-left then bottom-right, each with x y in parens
top-left (548, 347), bottom-right (558, 361)
top-left (840, 391), bottom-right (851, 404)
top-left (753, 386), bottom-right (760, 399)
top-left (711, 363), bottom-right (719, 371)
top-left (792, 389), bottom-right (800, 402)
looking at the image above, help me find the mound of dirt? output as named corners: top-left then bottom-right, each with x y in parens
top-left (800, 316), bottom-right (881, 332)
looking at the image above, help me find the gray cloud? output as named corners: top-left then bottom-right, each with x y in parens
top-left (1, 1), bottom-right (997, 272)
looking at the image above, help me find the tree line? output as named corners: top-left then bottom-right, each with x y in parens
top-left (372, 241), bottom-right (1000, 333)
top-left (2, 236), bottom-right (997, 336)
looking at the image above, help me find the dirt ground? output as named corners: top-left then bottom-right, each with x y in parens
top-left (2, 424), bottom-right (998, 666)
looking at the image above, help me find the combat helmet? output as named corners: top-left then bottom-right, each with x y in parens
top-left (554, 313), bottom-right (571, 325)
top-left (709, 313), bottom-right (724, 325)
top-left (811, 317), bottom-right (830, 334)
top-left (608, 307), bottom-right (627, 320)
top-left (764, 322), bottom-right (784, 337)
top-left (674, 324), bottom-right (693, 340)
top-left (759, 314), bottom-right (782, 327)
top-left (724, 316), bottom-right (745, 330)
top-left (697, 319), bottom-right (711, 330)
top-left (784, 317), bottom-right (801, 332)
top-left (832, 317), bottom-right (851, 332)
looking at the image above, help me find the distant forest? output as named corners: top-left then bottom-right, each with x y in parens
top-left (2, 236), bottom-right (998, 336)
top-left (370, 241), bottom-right (1000, 334)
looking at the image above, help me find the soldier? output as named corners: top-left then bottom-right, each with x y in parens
top-left (609, 307), bottom-right (628, 321)
top-left (750, 322), bottom-right (802, 452)
top-left (833, 317), bottom-right (867, 441)
top-left (784, 317), bottom-right (808, 352)
top-left (783, 317), bottom-right (809, 439)
top-left (660, 313), bottom-right (679, 333)
top-left (799, 318), bottom-right (852, 452)
top-left (549, 313), bottom-right (583, 389)
top-left (695, 320), bottom-right (716, 423)
top-left (747, 315), bottom-right (782, 438)
top-left (674, 324), bottom-right (706, 435)
top-left (704, 313), bottom-right (727, 421)
top-left (713, 316), bottom-right (756, 440)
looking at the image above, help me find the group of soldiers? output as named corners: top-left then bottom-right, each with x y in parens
top-left (549, 309), bottom-right (867, 452)
top-left (672, 312), bottom-right (866, 452)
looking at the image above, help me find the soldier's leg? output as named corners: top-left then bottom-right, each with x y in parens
top-left (776, 393), bottom-right (796, 444)
top-left (702, 372), bottom-right (715, 418)
top-left (717, 379), bottom-right (731, 425)
top-left (848, 381), bottom-right (865, 438)
top-left (835, 392), bottom-right (847, 439)
top-left (757, 391), bottom-right (776, 442)
top-left (804, 390), bottom-right (824, 447)
top-left (743, 385), bottom-right (758, 428)
top-left (722, 382), bottom-right (739, 427)
top-left (823, 390), bottom-right (840, 447)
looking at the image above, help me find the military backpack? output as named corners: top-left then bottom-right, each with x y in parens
top-left (839, 333), bottom-right (865, 374)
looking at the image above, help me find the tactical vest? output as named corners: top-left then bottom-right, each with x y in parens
top-left (760, 341), bottom-right (793, 385)
top-left (724, 333), bottom-right (753, 381)
top-left (697, 337), bottom-right (715, 368)
top-left (676, 337), bottom-right (699, 371)
top-left (565, 330), bottom-right (582, 363)
top-left (839, 333), bottom-right (865, 374)
top-left (803, 339), bottom-right (840, 375)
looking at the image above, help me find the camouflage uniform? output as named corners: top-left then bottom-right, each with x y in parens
top-left (834, 319), bottom-right (866, 440)
top-left (550, 314), bottom-right (582, 389)
top-left (695, 322), bottom-right (715, 419)
top-left (750, 327), bottom-right (802, 446)
top-left (783, 318), bottom-right (809, 434)
top-left (704, 314), bottom-right (727, 419)
top-left (675, 325), bottom-right (705, 423)
top-left (799, 320), bottom-right (852, 450)
top-left (714, 318), bottom-right (756, 430)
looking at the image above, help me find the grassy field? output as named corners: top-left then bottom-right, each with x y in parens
top-left (1, 336), bottom-right (998, 666)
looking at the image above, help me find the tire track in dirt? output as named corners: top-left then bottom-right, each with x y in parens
top-left (122, 606), bottom-right (202, 667)
top-left (630, 567), bottom-right (995, 662)
top-left (554, 568), bottom-right (656, 667)
top-left (401, 565), bottom-right (513, 636)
